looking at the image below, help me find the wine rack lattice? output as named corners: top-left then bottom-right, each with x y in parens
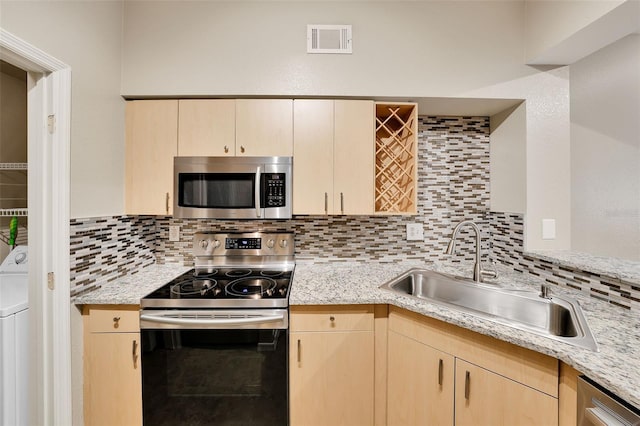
top-left (375, 103), bottom-right (417, 214)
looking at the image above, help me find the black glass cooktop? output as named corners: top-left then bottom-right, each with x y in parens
top-left (143, 268), bottom-right (293, 301)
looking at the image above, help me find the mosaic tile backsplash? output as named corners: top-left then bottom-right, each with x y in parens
top-left (69, 116), bottom-right (640, 310)
top-left (69, 216), bottom-right (155, 297)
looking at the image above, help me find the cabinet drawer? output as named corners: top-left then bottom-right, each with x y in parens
top-left (87, 306), bottom-right (140, 333)
top-left (290, 305), bottom-right (374, 332)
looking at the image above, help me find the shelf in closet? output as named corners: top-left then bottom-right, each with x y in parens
top-left (0, 208), bottom-right (28, 217)
top-left (0, 163), bottom-right (28, 170)
top-left (0, 163), bottom-right (29, 218)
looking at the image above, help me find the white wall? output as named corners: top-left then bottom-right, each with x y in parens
top-left (524, 0), bottom-right (625, 63)
top-left (490, 102), bottom-right (527, 214)
top-left (570, 34), bottom-right (640, 261)
top-left (0, 0), bottom-right (125, 218)
top-left (122, 1), bottom-right (538, 97)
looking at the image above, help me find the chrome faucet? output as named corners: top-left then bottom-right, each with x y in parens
top-left (444, 220), bottom-right (497, 283)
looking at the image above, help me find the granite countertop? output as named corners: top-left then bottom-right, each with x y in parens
top-left (526, 249), bottom-right (640, 283)
top-left (72, 264), bottom-right (191, 305)
top-left (290, 260), bottom-right (640, 411)
top-left (73, 259), bottom-right (640, 410)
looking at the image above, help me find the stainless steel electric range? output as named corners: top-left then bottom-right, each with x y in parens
top-left (139, 232), bottom-right (294, 426)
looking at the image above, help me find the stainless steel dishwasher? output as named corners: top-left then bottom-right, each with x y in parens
top-left (577, 376), bottom-right (640, 426)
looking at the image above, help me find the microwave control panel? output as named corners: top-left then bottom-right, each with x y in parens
top-left (262, 173), bottom-right (286, 207)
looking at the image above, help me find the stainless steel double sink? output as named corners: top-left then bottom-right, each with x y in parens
top-left (380, 268), bottom-right (598, 351)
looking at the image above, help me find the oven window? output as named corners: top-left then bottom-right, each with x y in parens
top-left (179, 173), bottom-right (255, 209)
top-left (141, 328), bottom-right (287, 426)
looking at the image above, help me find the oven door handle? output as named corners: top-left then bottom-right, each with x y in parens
top-left (140, 312), bottom-right (285, 326)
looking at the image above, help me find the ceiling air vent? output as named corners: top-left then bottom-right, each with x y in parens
top-left (307, 25), bottom-right (352, 54)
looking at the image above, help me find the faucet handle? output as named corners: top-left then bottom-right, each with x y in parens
top-left (480, 260), bottom-right (498, 281)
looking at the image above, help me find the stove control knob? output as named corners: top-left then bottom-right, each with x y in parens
top-left (266, 239), bottom-right (275, 249)
top-left (279, 239), bottom-right (288, 249)
top-left (199, 240), bottom-right (208, 249)
top-left (212, 240), bottom-right (221, 249)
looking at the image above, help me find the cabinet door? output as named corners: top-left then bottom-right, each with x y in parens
top-left (387, 330), bottom-right (454, 426)
top-left (177, 99), bottom-right (235, 156)
top-left (293, 99), bottom-right (334, 214)
top-left (290, 331), bottom-right (374, 426)
top-left (236, 99), bottom-right (293, 156)
top-left (125, 100), bottom-right (178, 215)
top-left (334, 100), bottom-right (374, 215)
top-left (85, 332), bottom-right (142, 426)
top-left (455, 359), bottom-right (558, 426)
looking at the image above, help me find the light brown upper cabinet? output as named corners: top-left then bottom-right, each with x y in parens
top-left (235, 99), bottom-right (293, 156)
top-left (375, 102), bottom-right (418, 215)
top-left (177, 99), bottom-right (236, 156)
top-left (125, 100), bottom-right (178, 215)
top-left (293, 99), bottom-right (375, 215)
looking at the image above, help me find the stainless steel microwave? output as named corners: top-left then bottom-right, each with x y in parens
top-left (173, 156), bottom-right (292, 219)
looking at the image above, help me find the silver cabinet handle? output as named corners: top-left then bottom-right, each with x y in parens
top-left (255, 166), bottom-right (261, 218)
top-left (165, 192), bottom-right (170, 215)
top-left (132, 339), bottom-right (138, 368)
top-left (340, 192), bottom-right (344, 214)
top-left (324, 192), bottom-right (328, 214)
top-left (297, 339), bottom-right (301, 363)
top-left (464, 371), bottom-right (470, 400)
top-left (438, 359), bottom-right (443, 386)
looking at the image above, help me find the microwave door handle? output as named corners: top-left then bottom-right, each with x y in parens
top-left (255, 166), bottom-right (262, 218)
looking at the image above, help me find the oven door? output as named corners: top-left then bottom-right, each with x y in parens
top-left (140, 309), bottom-right (288, 426)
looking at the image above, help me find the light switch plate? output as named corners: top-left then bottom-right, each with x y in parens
top-left (169, 225), bottom-right (180, 242)
top-left (406, 223), bottom-right (424, 241)
top-left (542, 219), bottom-right (556, 240)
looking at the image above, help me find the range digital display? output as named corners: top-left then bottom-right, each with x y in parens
top-left (225, 237), bottom-right (261, 250)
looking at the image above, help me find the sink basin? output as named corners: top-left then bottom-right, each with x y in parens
top-left (380, 268), bottom-right (598, 351)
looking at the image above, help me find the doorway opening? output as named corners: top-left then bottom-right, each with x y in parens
top-left (0, 28), bottom-right (72, 425)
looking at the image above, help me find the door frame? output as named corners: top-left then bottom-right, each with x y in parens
top-left (0, 28), bottom-right (72, 425)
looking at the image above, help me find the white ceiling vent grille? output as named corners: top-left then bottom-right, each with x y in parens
top-left (307, 25), bottom-right (352, 54)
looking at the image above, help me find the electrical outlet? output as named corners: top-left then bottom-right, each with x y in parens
top-left (406, 223), bottom-right (424, 241)
top-left (542, 219), bottom-right (556, 240)
top-left (169, 225), bottom-right (180, 242)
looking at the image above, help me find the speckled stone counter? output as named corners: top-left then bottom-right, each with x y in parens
top-left (527, 249), bottom-right (640, 283)
top-left (72, 264), bottom-right (191, 305)
top-left (290, 260), bottom-right (640, 411)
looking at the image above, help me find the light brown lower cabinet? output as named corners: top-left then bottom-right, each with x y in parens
top-left (83, 305), bottom-right (142, 426)
top-left (289, 305), bottom-right (375, 426)
top-left (386, 306), bottom-right (559, 426)
top-left (387, 330), bottom-right (454, 425)
top-left (455, 359), bottom-right (558, 426)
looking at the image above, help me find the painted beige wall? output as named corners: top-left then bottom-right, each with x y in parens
top-left (490, 102), bottom-right (526, 215)
top-left (524, 0), bottom-right (625, 63)
top-left (0, 0), bottom-right (125, 218)
top-left (122, 1), bottom-right (537, 97)
top-left (570, 34), bottom-right (640, 260)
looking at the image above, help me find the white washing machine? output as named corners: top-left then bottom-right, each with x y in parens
top-left (0, 246), bottom-right (29, 426)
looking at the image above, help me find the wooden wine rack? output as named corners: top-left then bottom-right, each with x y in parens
top-left (374, 102), bottom-right (418, 214)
